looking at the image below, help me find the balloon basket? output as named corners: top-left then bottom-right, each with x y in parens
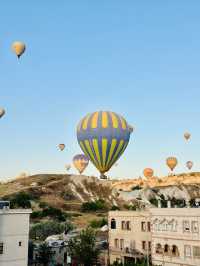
top-left (100, 174), bottom-right (107, 180)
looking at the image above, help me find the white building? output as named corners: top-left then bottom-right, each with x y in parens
top-left (0, 202), bottom-right (31, 266)
top-left (108, 210), bottom-right (151, 265)
top-left (109, 207), bottom-right (200, 266)
top-left (151, 208), bottom-right (200, 266)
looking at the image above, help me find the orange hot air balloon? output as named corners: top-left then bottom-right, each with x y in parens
top-left (143, 168), bottom-right (154, 178)
top-left (73, 154), bottom-right (89, 174)
top-left (166, 157), bottom-right (178, 171)
top-left (184, 132), bottom-right (191, 141)
top-left (12, 41), bottom-right (26, 58)
top-left (58, 144), bottom-right (65, 151)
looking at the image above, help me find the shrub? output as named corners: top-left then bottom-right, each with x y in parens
top-left (90, 218), bottom-right (107, 228)
top-left (7, 191), bottom-right (32, 209)
top-left (131, 185), bottom-right (142, 191)
top-left (81, 199), bottom-right (108, 212)
top-left (111, 205), bottom-right (120, 211)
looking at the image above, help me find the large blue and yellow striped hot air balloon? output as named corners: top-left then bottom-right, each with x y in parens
top-left (77, 111), bottom-right (133, 179)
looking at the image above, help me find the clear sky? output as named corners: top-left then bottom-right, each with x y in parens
top-left (1, 1), bottom-right (200, 180)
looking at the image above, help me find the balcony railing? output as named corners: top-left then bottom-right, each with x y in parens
top-left (110, 246), bottom-right (144, 257)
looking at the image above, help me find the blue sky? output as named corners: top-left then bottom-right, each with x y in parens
top-left (1, 1), bottom-right (200, 179)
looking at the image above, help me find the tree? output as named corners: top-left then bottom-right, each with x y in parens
top-left (30, 221), bottom-right (66, 241)
top-left (9, 191), bottom-right (32, 208)
top-left (36, 242), bottom-right (53, 266)
top-left (68, 227), bottom-right (100, 266)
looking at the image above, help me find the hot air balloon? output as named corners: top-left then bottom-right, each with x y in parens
top-left (184, 132), bottom-right (191, 141)
top-left (128, 125), bottom-right (134, 133)
top-left (58, 144), bottom-right (65, 151)
top-left (0, 108), bottom-right (5, 118)
top-left (12, 41), bottom-right (26, 58)
top-left (77, 111), bottom-right (133, 179)
top-left (166, 157), bottom-right (178, 171)
top-left (186, 161), bottom-right (193, 170)
top-left (143, 168), bottom-right (154, 179)
top-left (65, 164), bottom-right (71, 171)
top-left (73, 154), bottom-right (89, 174)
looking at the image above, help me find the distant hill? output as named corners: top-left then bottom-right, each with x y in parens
top-left (1, 172), bottom-right (200, 227)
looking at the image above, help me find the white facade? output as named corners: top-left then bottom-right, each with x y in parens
top-left (108, 211), bottom-right (151, 264)
top-left (0, 209), bottom-right (31, 266)
top-left (151, 208), bottom-right (200, 266)
top-left (109, 208), bottom-right (200, 266)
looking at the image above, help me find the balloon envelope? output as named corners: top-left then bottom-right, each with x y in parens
top-left (65, 164), bottom-right (71, 171)
top-left (58, 144), bottom-right (65, 151)
top-left (73, 154), bottom-right (89, 174)
top-left (166, 157), bottom-right (178, 171)
top-left (184, 132), bottom-right (191, 141)
top-left (12, 41), bottom-right (26, 58)
top-left (186, 161), bottom-right (193, 170)
top-left (77, 111), bottom-right (132, 175)
top-left (143, 168), bottom-right (154, 178)
top-left (0, 108), bottom-right (5, 118)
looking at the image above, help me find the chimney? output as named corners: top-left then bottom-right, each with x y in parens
top-left (167, 200), bottom-right (171, 208)
top-left (158, 199), bottom-right (161, 208)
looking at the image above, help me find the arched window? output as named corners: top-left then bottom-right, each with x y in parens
top-left (155, 243), bottom-right (163, 254)
top-left (111, 218), bottom-right (116, 229)
top-left (172, 245), bottom-right (179, 257)
top-left (164, 244), bottom-right (170, 254)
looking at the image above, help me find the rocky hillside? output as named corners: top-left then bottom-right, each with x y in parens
top-left (1, 172), bottom-right (200, 205)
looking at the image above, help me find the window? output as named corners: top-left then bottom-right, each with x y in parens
top-left (19, 241), bottom-right (22, 247)
top-left (164, 244), bottom-right (170, 254)
top-left (121, 221), bottom-right (125, 230)
top-left (172, 245), bottom-right (179, 257)
top-left (142, 241), bottom-right (146, 250)
top-left (183, 220), bottom-right (190, 232)
top-left (120, 239), bottom-right (124, 250)
top-left (114, 239), bottom-right (119, 248)
top-left (111, 219), bottom-right (116, 229)
top-left (147, 222), bottom-right (151, 232)
top-left (0, 243), bottom-right (3, 255)
top-left (184, 245), bottom-right (191, 257)
top-left (141, 222), bottom-right (146, 231)
top-left (155, 243), bottom-right (162, 254)
top-left (148, 241), bottom-right (151, 251)
top-left (192, 221), bottom-right (199, 233)
top-left (126, 221), bottom-right (131, 230)
top-left (193, 246), bottom-right (200, 258)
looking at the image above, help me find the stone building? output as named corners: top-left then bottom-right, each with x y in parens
top-left (0, 201), bottom-right (31, 266)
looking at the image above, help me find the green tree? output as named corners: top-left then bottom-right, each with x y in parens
top-left (36, 242), bottom-right (53, 266)
top-left (9, 191), bottom-right (32, 208)
top-left (30, 221), bottom-right (67, 241)
top-left (68, 227), bottom-right (100, 266)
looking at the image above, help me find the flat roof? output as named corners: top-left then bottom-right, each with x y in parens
top-left (109, 208), bottom-right (200, 218)
top-left (0, 209), bottom-right (32, 215)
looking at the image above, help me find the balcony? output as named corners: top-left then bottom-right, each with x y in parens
top-left (110, 246), bottom-right (144, 259)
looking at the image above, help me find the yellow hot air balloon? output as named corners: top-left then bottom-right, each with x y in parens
top-left (184, 132), bottom-right (191, 141)
top-left (12, 41), bottom-right (26, 58)
top-left (143, 168), bottom-right (154, 178)
top-left (73, 154), bottom-right (89, 174)
top-left (77, 111), bottom-right (133, 179)
top-left (166, 157), bottom-right (178, 171)
top-left (58, 144), bottom-right (65, 151)
top-left (0, 108), bottom-right (5, 118)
